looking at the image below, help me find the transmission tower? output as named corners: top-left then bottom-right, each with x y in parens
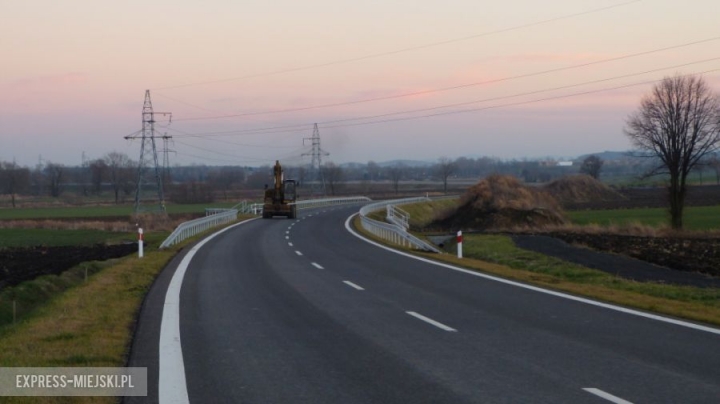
top-left (161, 134), bottom-right (175, 188)
top-left (125, 90), bottom-right (171, 215)
top-left (302, 123), bottom-right (329, 196)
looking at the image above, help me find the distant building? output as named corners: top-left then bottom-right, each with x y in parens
top-left (557, 161), bottom-right (573, 167)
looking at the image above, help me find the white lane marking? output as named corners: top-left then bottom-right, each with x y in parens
top-left (159, 217), bottom-right (259, 404)
top-left (406, 311), bottom-right (457, 332)
top-left (583, 388), bottom-right (633, 404)
top-left (311, 262), bottom-right (324, 269)
top-left (285, 236), bottom-right (289, 240)
top-left (286, 230), bottom-right (290, 234)
top-left (295, 250), bottom-right (303, 256)
top-left (343, 280), bottom-right (365, 291)
top-left (288, 242), bottom-right (293, 247)
top-left (344, 215), bottom-right (720, 336)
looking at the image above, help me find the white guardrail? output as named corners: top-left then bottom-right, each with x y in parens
top-left (159, 209), bottom-right (239, 249)
top-left (159, 197), bottom-right (372, 249)
top-left (358, 197), bottom-right (442, 253)
top-left (293, 196), bottom-right (371, 210)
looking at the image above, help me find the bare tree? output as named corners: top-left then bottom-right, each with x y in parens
top-left (386, 164), bottom-right (404, 194)
top-left (104, 152), bottom-right (135, 203)
top-left (321, 162), bottom-right (344, 196)
top-left (435, 157), bottom-right (457, 194)
top-left (44, 163), bottom-right (64, 197)
top-left (579, 155), bottom-right (604, 179)
top-left (89, 159), bottom-right (108, 195)
top-left (0, 161), bottom-right (30, 208)
top-left (366, 161), bottom-right (381, 181)
top-left (625, 74), bottom-right (720, 229)
top-left (208, 166), bottom-right (245, 200)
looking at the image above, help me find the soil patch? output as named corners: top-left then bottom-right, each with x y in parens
top-left (513, 235), bottom-right (720, 288)
top-left (0, 244), bottom-right (137, 289)
top-left (546, 232), bottom-right (720, 278)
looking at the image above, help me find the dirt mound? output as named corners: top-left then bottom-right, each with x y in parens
top-left (434, 175), bottom-right (566, 230)
top-left (544, 175), bottom-right (625, 207)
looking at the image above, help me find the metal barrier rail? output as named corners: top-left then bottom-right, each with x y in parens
top-left (162, 196), bottom-right (371, 249)
top-left (358, 197), bottom-right (441, 253)
top-left (159, 209), bottom-right (238, 249)
top-left (386, 204), bottom-right (410, 230)
top-left (292, 196), bottom-right (372, 210)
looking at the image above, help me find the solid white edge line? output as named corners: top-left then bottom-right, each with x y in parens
top-left (343, 214), bottom-right (720, 336)
top-left (343, 280), bottom-right (365, 291)
top-left (159, 217), bottom-right (260, 404)
top-left (583, 388), bottom-right (634, 404)
top-left (295, 250), bottom-right (303, 256)
top-left (311, 262), bottom-right (324, 269)
top-left (406, 311), bottom-right (457, 332)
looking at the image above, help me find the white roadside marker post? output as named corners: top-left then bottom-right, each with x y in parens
top-left (138, 227), bottom-right (144, 258)
top-left (457, 230), bottom-right (463, 259)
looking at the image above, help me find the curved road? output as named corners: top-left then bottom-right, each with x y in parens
top-left (127, 205), bottom-right (720, 403)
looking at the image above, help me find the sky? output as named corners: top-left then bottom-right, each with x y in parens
top-left (2, 0), bottom-right (720, 168)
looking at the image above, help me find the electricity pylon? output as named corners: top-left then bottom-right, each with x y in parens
top-left (125, 90), bottom-right (171, 215)
top-left (302, 123), bottom-right (329, 197)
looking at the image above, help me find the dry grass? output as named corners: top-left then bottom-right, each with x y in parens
top-left (0, 216), bottom-right (254, 403)
top-left (0, 220), bottom-right (132, 232)
top-left (435, 175), bottom-right (566, 230)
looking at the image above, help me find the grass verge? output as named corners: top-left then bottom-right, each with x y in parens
top-left (0, 215), bottom-right (255, 404)
top-left (351, 216), bottom-right (720, 327)
top-left (567, 205), bottom-right (720, 231)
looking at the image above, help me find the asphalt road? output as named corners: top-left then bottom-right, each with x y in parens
top-left (127, 205), bottom-right (720, 404)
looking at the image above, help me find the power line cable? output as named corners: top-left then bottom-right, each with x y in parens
top-left (169, 59), bottom-right (720, 138)
top-left (318, 68), bottom-right (720, 130)
top-left (152, 0), bottom-right (641, 91)
top-left (165, 35), bottom-right (720, 122)
top-left (315, 57), bottom-right (720, 126)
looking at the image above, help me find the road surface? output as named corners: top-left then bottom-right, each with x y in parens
top-left (127, 205), bottom-right (720, 403)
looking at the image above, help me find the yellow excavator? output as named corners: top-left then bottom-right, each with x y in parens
top-left (262, 160), bottom-right (297, 219)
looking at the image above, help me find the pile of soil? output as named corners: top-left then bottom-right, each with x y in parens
top-left (433, 175), bottom-right (567, 231)
top-left (0, 244), bottom-right (137, 289)
top-left (544, 175), bottom-right (626, 209)
top-left (548, 232), bottom-right (720, 277)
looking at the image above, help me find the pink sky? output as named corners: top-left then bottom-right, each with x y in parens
top-left (2, 0), bottom-right (720, 167)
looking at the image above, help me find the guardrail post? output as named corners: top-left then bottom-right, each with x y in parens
top-left (457, 230), bottom-right (462, 259)
top-left (138, 228), bottom-right (144, 258)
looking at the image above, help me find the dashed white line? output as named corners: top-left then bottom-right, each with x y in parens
top-left (285, 231), bottom-right (290, 234)
top-left (295, 250), bottom-right (303, 256)
top-left (285, 236), bottom-right (289, 240)
top-left (344, 215), bottom-right (720, 336)
top-left (288, 242), bottom-right (293, 247)
top-left (583, 388), bottom-right (633, 404)
top-left (406, 311), bottom-right (457, 332)
top-left (311, 262), bottom-right (324, 269)
top-left (343, 281), bottom-right (365, 291)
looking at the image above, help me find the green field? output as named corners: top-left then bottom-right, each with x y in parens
top-left (0, 202), bottom-right (240, 220)
top-left (0, 228), bottom-right (133, 248)
top-left (567, 205), bottom-right (720, 231)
